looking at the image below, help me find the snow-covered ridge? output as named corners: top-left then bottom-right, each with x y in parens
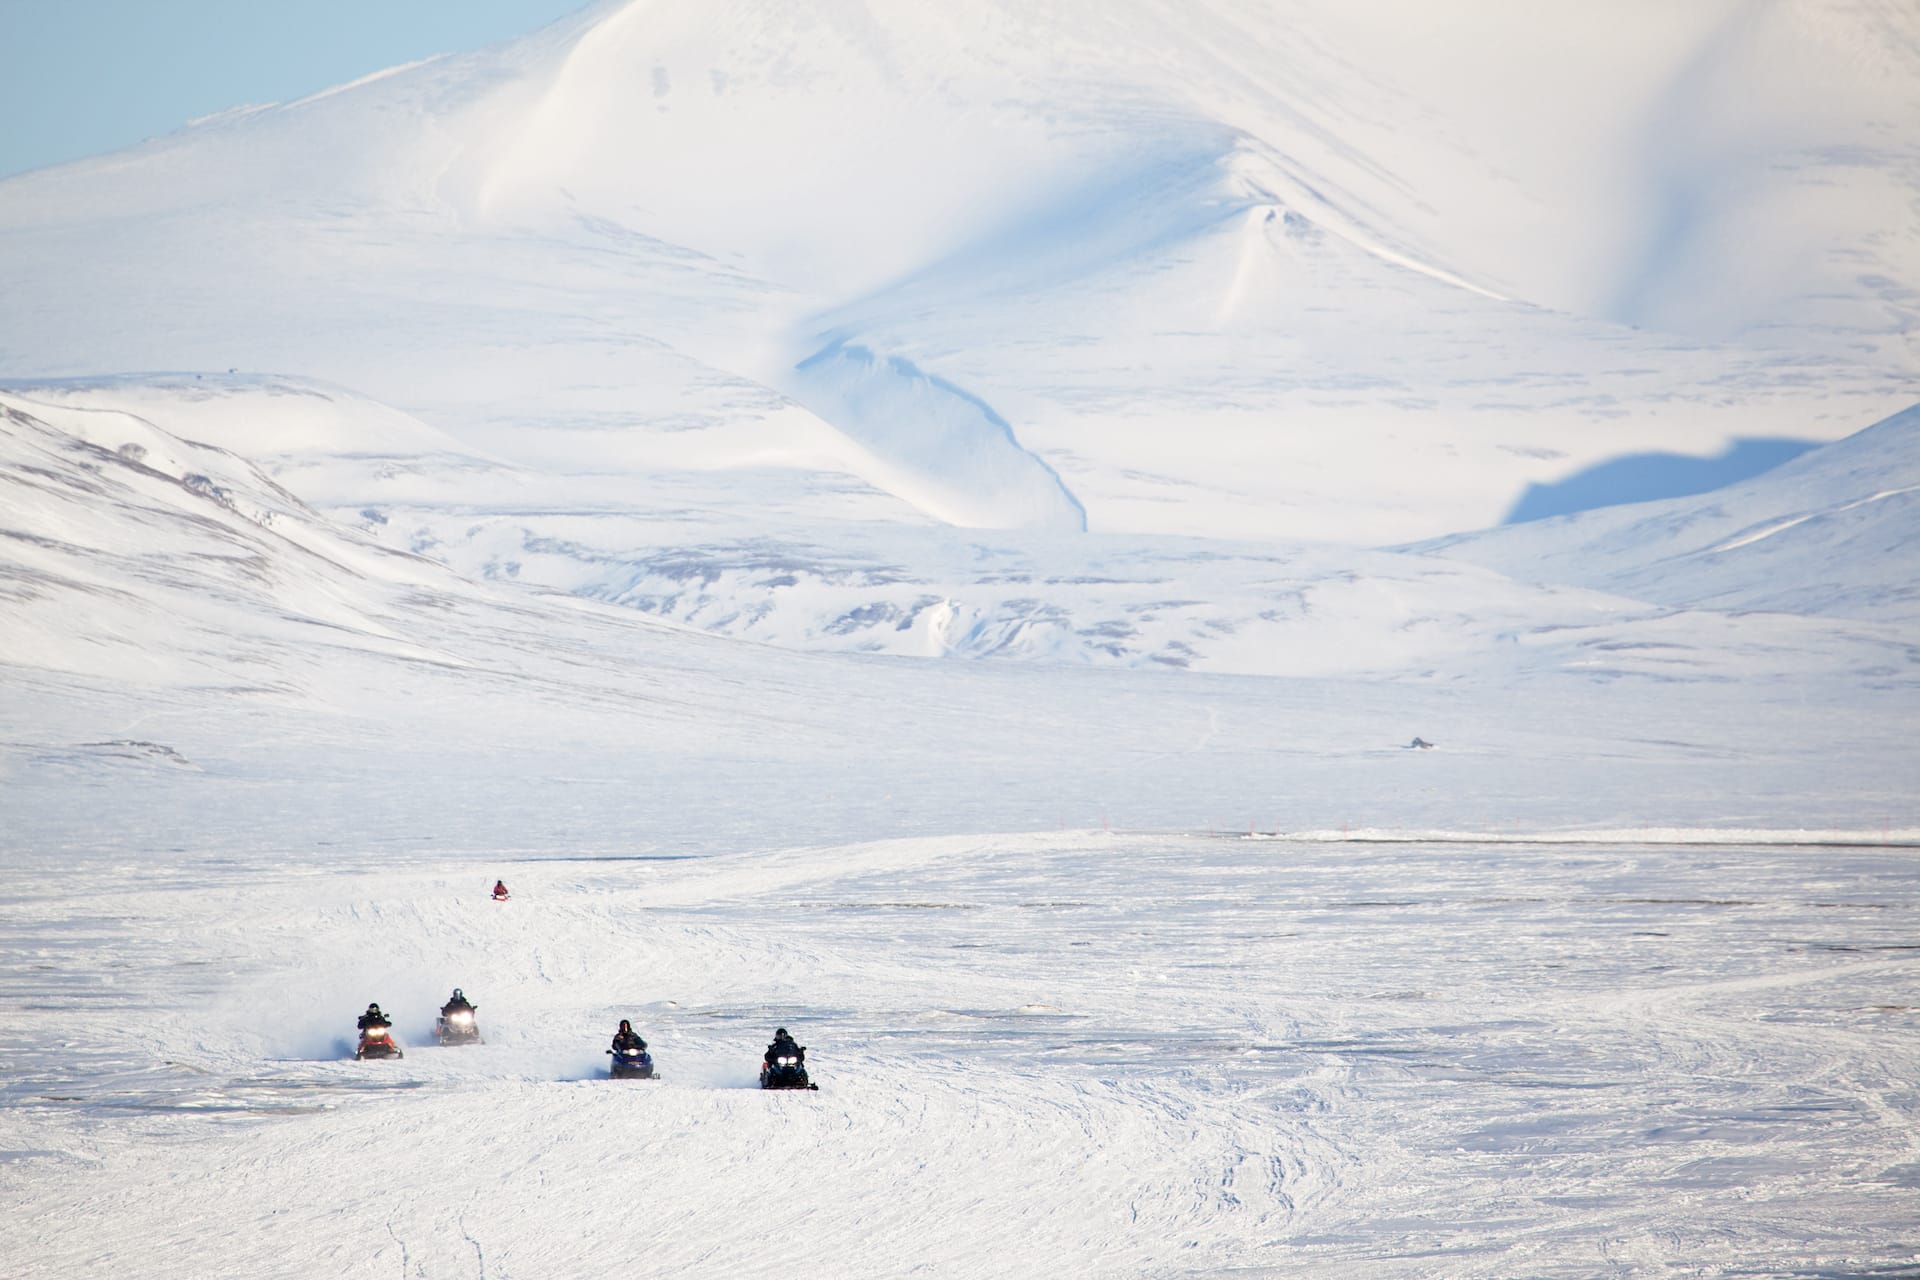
top-left (1, 0), bottom-right (1914, 679)
top-left (7, 375), bottom-right (1917, 686)
top-left (1247, 826), bottom-right (1920, 849)
top-left (1, 0), bottom-right (1915, 562)
top-left (785, 340), bottom-right (1088, 532)
top-left (8, 373), bottom-right (472, 455)
top-left (0, 387), bottom-right (483, 687)
top-left (1419, 401), bottom-right (1920, 622)
top-left (462, 0), bottom-right (1920, 345)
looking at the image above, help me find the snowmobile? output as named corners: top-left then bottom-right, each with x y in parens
top-left (434, 1005), bottom-right (481, 1046)
top-left (491, 882), bottom-right (511, 902)
top-left (355, 1021), bottom-right (403, 1060)
top-left (607, 1044), bottom-right (656, 1079)
top-left (759, 1051), bottom-right (816, 1091)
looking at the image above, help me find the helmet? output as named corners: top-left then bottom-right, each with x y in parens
top-left (452, 989), bottom-right (463, 1000)
top-left (775, 1027), bottom-right (789, 1037)
top-left (619, 1019), bottom-right (632, 1032)
top-left (367, 1003), bottom-right (381, 1013)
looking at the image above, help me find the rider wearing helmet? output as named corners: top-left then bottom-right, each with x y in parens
top-left (441, 988), bottom-right (474, 1017)
top-left (764, 1027), bottom-right (804, 1066)
top-left (611, 1019), bottom-right (646, 1053)
top-left (357, 1002), bottom-right (390, 1032)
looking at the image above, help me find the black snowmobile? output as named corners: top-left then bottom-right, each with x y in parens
top-left (434, 997), bottom-right (481, 1047)
top-left (759, 1039), bottom-right (816, 1091)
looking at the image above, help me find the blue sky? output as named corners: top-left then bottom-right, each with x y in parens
top-left (0, 1), bottom-right (590, 179)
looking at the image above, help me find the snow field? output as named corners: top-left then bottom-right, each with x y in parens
top-left (2, 833), bottom-right (1915, 1277)
top-left (2, 1), bottom-right (1918, 1274)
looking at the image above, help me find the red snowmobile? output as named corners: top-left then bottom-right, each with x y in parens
top-left (355, 1010), bottom-right (403, 1060)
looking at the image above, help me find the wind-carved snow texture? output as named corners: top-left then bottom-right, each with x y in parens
top-left (788, 340), bottom-right (1087, 532)
top-left (1, 836), bottom-right (1917, 1278)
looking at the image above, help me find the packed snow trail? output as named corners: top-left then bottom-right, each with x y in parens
top-left (1, 833), bottom-right (1916, 1277)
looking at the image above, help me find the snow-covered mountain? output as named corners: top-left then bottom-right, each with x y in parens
top-left (9, 373), bottom-right (1915, 689)
top-left (1, 0), bottom-right (1913, 788)
top-left (0, 0), bottom-right (1912, 675)
top-left (2, 0), bottom-right (1916, 780)
top-left (5, 8), bottom-right (1920, 1274)
top-left (3, 0), bottom-right (1916, 570)
top-left (1419, 401), bottom-right (1920, 623)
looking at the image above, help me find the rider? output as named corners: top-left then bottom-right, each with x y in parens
top-left (440, 988), bottom-right (474, 1018)
top-left (611, 1019), bottom-right (647, 1053)
top-left (491, 880), bottom-right (510, 900)
top-left (764, 1027), bottom-right (804, 1066)
top-left (357, 1002), bottom-right (390, 1032)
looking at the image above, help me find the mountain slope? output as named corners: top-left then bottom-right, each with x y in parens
top-left (0, 0), bottom-right (1914, 554)
top-left (4, 12), bottom-right (1917, 1275)
top-left (1417, 402), bottom-right (1920, 623)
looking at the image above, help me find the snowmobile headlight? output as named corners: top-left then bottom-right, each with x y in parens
top-left (450, 1012), bottom-right (473, 1025)
top-left (367, 1027), bottom-right (388, 1038)
top-left (777, 1055), bottom-right (798, 1066)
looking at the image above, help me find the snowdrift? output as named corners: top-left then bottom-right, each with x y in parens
top-left (786, 340), bottom-right (1086, 532)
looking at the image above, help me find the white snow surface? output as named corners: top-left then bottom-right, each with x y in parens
top-left (2, 834), bottom-right (1917, 1278)
top-left (3, 1), bottom-right (1919, 1275)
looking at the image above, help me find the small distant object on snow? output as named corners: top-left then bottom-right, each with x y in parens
top-left (1409, 737), bottom-right (1435, 750)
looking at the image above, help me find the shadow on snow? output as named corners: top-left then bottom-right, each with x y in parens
top-left (1501, 436), bottom-right (1818, 524)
